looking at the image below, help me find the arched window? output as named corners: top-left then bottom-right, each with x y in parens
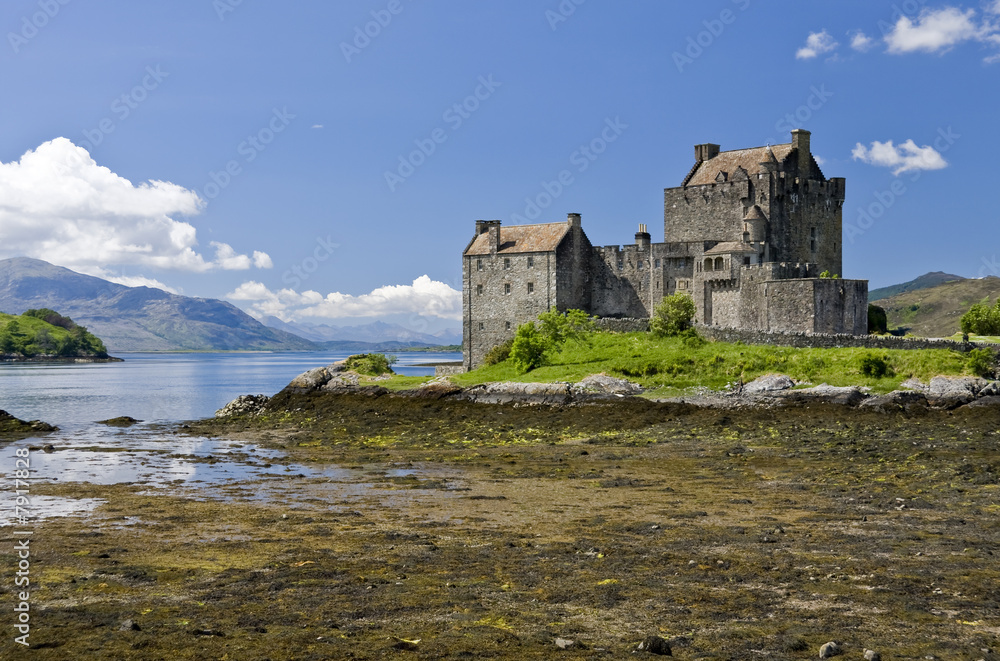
top-left (704, 258), bottom-right (713, 272)
top-left (714, 257), bottom-right (724, 271)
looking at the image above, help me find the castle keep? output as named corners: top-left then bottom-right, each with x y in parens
top-left (462, 130), bottom-right (869, 370)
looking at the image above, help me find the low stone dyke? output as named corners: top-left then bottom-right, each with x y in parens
top-left (695, 325), bottom-right (1000, 354)
top-left (594, 318), bottom-right (651, 333)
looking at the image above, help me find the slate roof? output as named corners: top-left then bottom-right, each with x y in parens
top-left (464, 222), bottom-right (570, 256)
top-left (704, 241), bottom-right (758, 255)
top-left (743, 205), bottom-right (769, 221)
top-left (684, 144), bottom-right (794, 187)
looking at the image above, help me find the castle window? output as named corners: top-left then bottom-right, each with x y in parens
top-left (617, 260), bottom-right (623, 270)
top-left (476, 258), bottom-right (483, 271)
top-left (504, 283), bottom-right (511, 295)
top-left (744, 256), bottom-right (751, 266)
top-left (679, 280), bottom-right (688, 290)
top-left (680, 258), bottom-right (687, 269)
top-left (478, 322), bottom-right (485, 330)
top-left (505, 321), bottom-right (511, 330)
top-left (476, 284), bottom-right (483, 296)
top-left (704, 258), bottom-right (713, 272)
top-left (527, 256), bottom-right (534, 268)
top-left (655, 259), bottom-right (661, 268)
top-left (810, 227), bottom-right (816, 238)
top-left (503, 258), bottom-right (511, 270)
top-left (527, 282), bottom-right (534, 294)
top-left (714, 257), bottom-right (724, 270)
top-left (810, 240), bottom-right (816, 252)
top-left (638, 261), bottom-right (644, 270)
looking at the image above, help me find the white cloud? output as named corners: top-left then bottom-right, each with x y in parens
top-left (987, 0), bottom-right (1000, 14)
top-left (97, 272), bottom-right (180, 294)
top-left (227, 276), bottom-right (463, 322)
top-left (796, 30), bottom-right (839, 59)
top-left (850, 31), bottom-right (876, 52)
top-left (852, 139), bottom-right (949, 175)
top-left (253, 251), bottom-right (273, 269)
top-left (813, 154), bottom-right (826, 166)
top-left (311, 124), bottom-right (324, 129)
top-left (885, 6), bottom-right (994, 55)
top-left (0, 138), bottom-right (273, 275)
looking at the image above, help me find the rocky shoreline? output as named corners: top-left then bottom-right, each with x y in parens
top-left (215, 362), bottom-right (1000, 419)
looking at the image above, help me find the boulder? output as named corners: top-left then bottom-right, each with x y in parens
top-left (285, 363), bottom-right (345, 393)
top-left (412, 380), bottom-right (463, 399)
top-left (860, 390), bottom-right (928, 412)
top-left (776, 384), bottom-right (867, 407)
top-left (926, 376), bottom-right (988, 408)
top-left (320, 373), bottom-right (360, 392)
top-left (819, 640), bottom-right (842, 658)
top-left (743, 373), bottom-right (795, 394)
top-left (864, 650), bottom-right (881, 661)
top-left (635, 635), bottom-right (672, 655)
top-left (572, 374), bottom-right (643, 396)
top-left (461, 382), bottom-right (572, 406)
top-left (215, 394), bottom-right (271, 418)
top-left (965, 395), bottom-right (1000, 409)
top-left (900, 377), bottom-right (928, 392)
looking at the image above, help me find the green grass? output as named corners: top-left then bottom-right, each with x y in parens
top-left (371, 331), bottom-right (977, 396)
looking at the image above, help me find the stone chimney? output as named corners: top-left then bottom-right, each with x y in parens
top-left (483, 220), bottom-right (501, 254)
top-left (791, 129), bottom-right (811, 178)
top-left (567, 213), bottom-right (582, 229)
top-left (695, 143), bottom-right (721, 162)
top-left (635, 223), bottom-right (651, 250)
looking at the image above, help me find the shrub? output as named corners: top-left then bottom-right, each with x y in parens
top-left (859, 353), bottom-right (893, 378)
top-left (509, 323), bottom-right (551, 373)
top-left (344, 353), bottom-right (396, 376)
top-left (482, 338), bottom-right (513, 366)
top-left (680, 327), bottom-right (706, 348)
top-left (967, 348), bottom-right (996, 378)
top-left (650, 293), bottom-right (696, 338)
top-left (868, 304), bottom-right (888, 334)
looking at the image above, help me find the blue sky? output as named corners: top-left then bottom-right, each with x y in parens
top-left (1, 0), bottom-right (999, 331)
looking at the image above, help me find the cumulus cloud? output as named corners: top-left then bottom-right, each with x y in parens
top-left (0, 138), bottom-right (273, 275)
top-left (796, 30), bottom-right (839, 59)
top-left (852, 139), bottom-right (949, 175)
top-left (850, 31), bottom-right (876, 52)
top-left (227, 276), bottom-right (462, 322)
top-left (97, 272), bottom-right (181, 294)
top-left (884, 6), bottom-right (998, 59)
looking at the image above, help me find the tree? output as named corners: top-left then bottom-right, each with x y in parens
top-left (509, 322), bottom-right (551, 373)
top-left (868, 304), bottom-right (888, 334)
top-left (960, 300), bottom-right (1000, 336)
top-left (650, 293), bottom-right (696, 338)
top-left (537, 307), bottom-right (596, 345)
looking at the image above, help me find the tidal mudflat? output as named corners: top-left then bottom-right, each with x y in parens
top-left (3, 394), bottom-right (1000, 659)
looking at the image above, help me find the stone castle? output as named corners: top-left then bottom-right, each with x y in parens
top-left (462, 130), bottom-right (868, 370)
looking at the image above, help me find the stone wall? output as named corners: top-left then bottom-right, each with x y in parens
top-left (697, 325), bottom-right (999, 353)
top-left (594, 318), bottom-right (651, 333)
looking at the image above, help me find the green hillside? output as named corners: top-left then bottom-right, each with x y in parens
top-left (0, 309), bottom-right (109, 358)
top-left (878, 276), bottom-right (1000, 337)
top-left (869, 271), bottom-right (966, 301)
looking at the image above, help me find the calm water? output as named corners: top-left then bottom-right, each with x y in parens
top-left (0, 351), bottom-right (461, 427)
top-left (0, 351), bottom-right (461, 525)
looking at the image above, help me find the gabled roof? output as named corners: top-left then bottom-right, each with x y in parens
top-left (704, 241), bottom-right (758, 255)
top-left (464, 222), bottom-right (570, 256)
top-left (743, 205), bottom-right (769, 221)
top-left (684, 143), bottom-right (795, 187)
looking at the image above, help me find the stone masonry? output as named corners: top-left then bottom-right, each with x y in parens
top-left (462, 130), bottom-right (869, 370)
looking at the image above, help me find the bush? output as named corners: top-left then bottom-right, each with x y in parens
top-left (650, 293), bottom-right (696, 338)
top-left (680, 327), bottom-right (706, 348)
top-left (967, 348), bottom-right (996, 378)
top-left (961, 299), bottom-right (1000, 336)
top-left (482, 338), bottom-right (513, 366)
top-left (859, 353), bottom-right (893, 379)
top-left (23, 308), bottom-right (77, 330)
top-left (868, 304), bottom-right (888, 334)
top-left (509, 323), bottom-right (551, 373)
top-left (344, 353), bottom-right (396, 376)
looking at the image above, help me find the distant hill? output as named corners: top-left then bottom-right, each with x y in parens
top-left (869, 272), bottom-right (966, 301)
top-left (0, 258), bottom-right (317, 352)
top-left (876, 276), bottom-right (1000, 338)
top-left (263, 317), bottom-right (461, 347)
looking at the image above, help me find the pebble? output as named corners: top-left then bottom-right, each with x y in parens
top-left (635, 635), bottom-right (672, 655)
top-left (555, 637), bottom-right (576, 650)
top-left (864, 650), bottom-right (881, 661)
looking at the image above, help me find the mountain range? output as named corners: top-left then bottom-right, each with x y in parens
top-left (871, 273), bottom-right (1000, 338)
top-left (0, 258), bottom-right (457, 352)
top-left (261, 317), bottom-right (461, 346)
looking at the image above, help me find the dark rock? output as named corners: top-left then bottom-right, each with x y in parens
top-left (966, 395), bottom-right (1000, 409)
top-left (776, 384), bottom-right (867, 407)
top-left (215, 394), bottom-right (271, 418)
top-left (460, 381), bottom-right (573, 406)
top-left (191, 629), bottom-right (225, 637)
top-left (98, 416), bottom-right (142, 427)
top-left (926, 376), bottom-right (988, 408)
top-left (635, 635), bottom-right (672, 655)
top-left (42, 444), bottom-right (55, 453)
top-left (0, 410), bottom-right (57, 434)
top-left (861, 390), bottom-right (928, 412)
top-left (118, 619), bottom-right (141, 632)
